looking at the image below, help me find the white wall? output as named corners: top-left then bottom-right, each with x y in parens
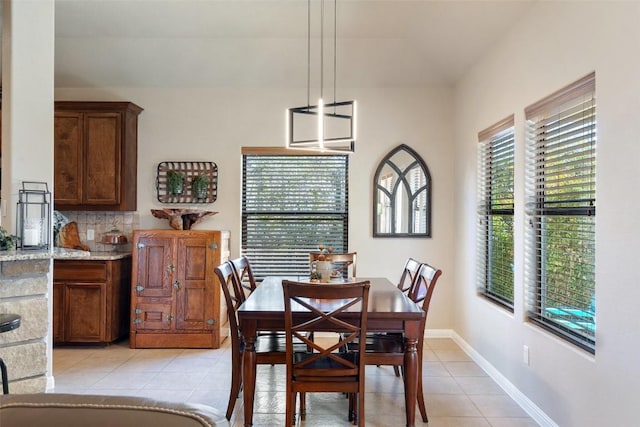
top-left (1, 0), bottom-right (55, 390)
top-left (56, 85), bottom-right (456, 328)
top-left (1, 0), bottom-right (55, 232)
top-left (454, 2), bottom-right (640, 426)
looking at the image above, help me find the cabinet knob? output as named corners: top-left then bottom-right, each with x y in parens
top-left (208, 243), bottom-right (218, 250)
top-left (206, 319), bottom-right (216, 325)
top-left (135, 285), bottom-right (144, 292)
top-left (167, 314), bottom-right (174, 323)
top-left (167, 264), bottom-right (176, 274)
top-left (137, 243), bottom-right (145, 249)
top-left (173, 280), bottom-right (181, 289)
top-left (134, 308), bottom-right (143, 314)
top-left (133, 318), bottom-right (142, 325)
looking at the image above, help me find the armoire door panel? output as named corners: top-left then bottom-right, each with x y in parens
top-left (134, 236), bottom-right (173, 298)
top-left (135, 301), bottom-right (173, 331)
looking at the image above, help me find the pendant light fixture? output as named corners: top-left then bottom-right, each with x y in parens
top-left (286, 0), bottom-right (356, 153)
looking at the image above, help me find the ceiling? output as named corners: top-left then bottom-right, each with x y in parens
top-left (52, 0), bottom-right (536, 89)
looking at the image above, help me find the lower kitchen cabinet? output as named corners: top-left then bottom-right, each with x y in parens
top-left (129, 229), bottom-right (230, 349)
top-left (53, 258), bottom-right (131, 345)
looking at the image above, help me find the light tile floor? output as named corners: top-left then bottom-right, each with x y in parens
top-left (52, 337), bottom-right (538, 427)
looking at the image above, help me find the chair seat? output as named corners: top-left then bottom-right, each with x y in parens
top-left (237, 331), bottom-right (307, 359)
top-left (253, 333), bottom-right (307, 354)
top-left (293, 352), bottom-right (359, 375)
top-left (345, 333), bottom-right (404, 353)
top-left (0, 314), bottom-right (21, 334)
top-left (362, 334), bottom-right (404, 353)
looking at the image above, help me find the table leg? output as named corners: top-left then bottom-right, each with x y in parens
top-left (403, 323), bottom-right (420, 427)
top-left (242, 329), bottom-right (257, 427)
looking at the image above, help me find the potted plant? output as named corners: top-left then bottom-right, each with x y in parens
top-left (166, 170), bottom-right (185, 196)
top-left (191, 174), bottom-right (210, 200)
top-left (0, 227), bottom-right (20, 251)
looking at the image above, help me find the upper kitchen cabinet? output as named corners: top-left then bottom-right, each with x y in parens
top-left (54, 101), bottom-right (143, 211)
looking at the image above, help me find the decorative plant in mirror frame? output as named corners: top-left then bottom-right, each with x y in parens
top-left (373, 144), bottom-right (431, 237)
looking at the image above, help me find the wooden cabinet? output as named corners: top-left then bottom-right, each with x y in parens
top-left (130, 229), bottom-right (230, 349)
top-left (53, 258), bottom-right (132, 345)
top-left (54, 101), bottom-right (143, 211)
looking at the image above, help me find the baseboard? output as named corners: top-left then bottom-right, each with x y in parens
top-left (46, 374), bottom-right (55, 392)
top-left (426, 329), bottom-right (558, 427)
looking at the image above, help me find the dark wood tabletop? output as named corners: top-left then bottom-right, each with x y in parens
top-left (239, 276), bottom-right (422, 316)
top-left (237, 276), bottom-right (424, 427)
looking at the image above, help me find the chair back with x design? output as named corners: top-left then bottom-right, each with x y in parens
top-left (230, 255), bottom-right (258, 297)
top-left (282, 280), bottom-right (370, 426)
top-left (409, 263), bottom-right (442, 313)
top-left (397, 257), bottom-right (423, 294)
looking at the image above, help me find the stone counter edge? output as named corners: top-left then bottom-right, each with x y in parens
top-left (0, 249), bottom-right (131, 262)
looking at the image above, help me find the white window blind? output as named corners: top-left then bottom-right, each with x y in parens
top-left (477, 115), bottom-right (515, 309)
top-left (524, 73), bottom-right (596, 352)
top-left (242, 150), bottom-right (349, 280)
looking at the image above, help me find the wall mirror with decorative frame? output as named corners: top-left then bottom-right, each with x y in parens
top-left (373, 144), bottom-right (431, 237)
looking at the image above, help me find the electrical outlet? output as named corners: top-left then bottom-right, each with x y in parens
top-left (523, 345), bottom-right (530, 366)
top-left (87, 229), bottom-right (95, 241)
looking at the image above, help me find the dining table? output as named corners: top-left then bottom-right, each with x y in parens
top-left (237, 276), bottom-right (425, 427)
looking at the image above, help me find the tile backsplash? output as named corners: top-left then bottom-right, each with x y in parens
top-left (57, 211), bottom-right (139, 252)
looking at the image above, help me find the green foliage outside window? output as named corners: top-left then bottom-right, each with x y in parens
top-left (488, 215), bottom-right (514, 303)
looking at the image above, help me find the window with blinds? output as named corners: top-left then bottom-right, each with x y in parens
top-left (477, 116), bottom-right (515, 310)
top-left (524, 73), bottom-right (596, 353)
top-left (242, 149), bottom-right (349, 280)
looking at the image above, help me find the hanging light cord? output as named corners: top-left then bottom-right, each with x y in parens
top-left (320, 0), bottom-right (324, 101)
top-left (333, 0), bottom-right (337, 111)
top-left (307, 0), bottom-right (311, 109)
top-left (306, 0), bottom-right (339, 111)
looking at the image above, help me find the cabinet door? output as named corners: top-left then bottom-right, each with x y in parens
top-left (54, 112), bottom-right (84, 205)
top-left (84, 113), bottom-right (122, 206)
top-left (175, 236), bottom-right (216, 331)
top-left (52, 281), bottom-right (65, 343)
top-left (133, 300), bottom-right (173, 331)
top-left (65, 283), bottom-right (106, 342)
top-left (133, 234), bottom-right (173, 298)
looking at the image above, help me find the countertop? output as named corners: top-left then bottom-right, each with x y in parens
top-left (54, 249), bottom-right (132, 260)
top-left (0, 248), bottom-right (131, 262)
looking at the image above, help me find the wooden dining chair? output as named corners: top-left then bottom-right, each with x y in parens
top-left (215, 261), bottom-right (301, 420)
top-left (282, 280), bottom-right (370, 426)
top-left (362, 257), bottom-right (422, 375)
top-left (230, 255), bottom-right (258, 297)
top-left (309, 252), bottom-right (357, 278)
top-left (398, 257), bottom-right (423, 294)
top-left (406, 262), bottom-right (442, 422)
top-left (350, 263), bottom-right (442, 423)
top-left (386, 257), bottom-right (423, 376)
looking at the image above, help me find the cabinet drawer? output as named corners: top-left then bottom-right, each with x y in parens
top-left (54, 261), bottom-right (108, 281)
top-left (132, 300), bottom-right (173, 331)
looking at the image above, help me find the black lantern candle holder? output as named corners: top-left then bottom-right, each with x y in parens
top-left (17, 181), bottom-right (51, 251)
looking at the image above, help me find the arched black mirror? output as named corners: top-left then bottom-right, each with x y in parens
top-left (373, 144), bottom-right (431, 237)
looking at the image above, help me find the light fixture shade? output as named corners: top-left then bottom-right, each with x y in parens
top-left (287, 100), bottom-right (356, 153)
